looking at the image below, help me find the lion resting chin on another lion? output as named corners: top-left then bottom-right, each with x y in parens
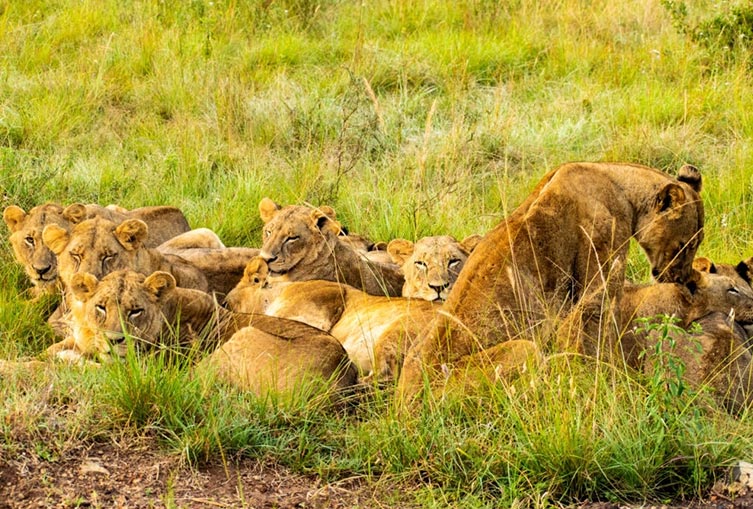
top-left (398, 162), bottom-right (705, 401)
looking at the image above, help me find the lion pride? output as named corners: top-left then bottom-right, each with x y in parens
top-left (398, 162), bottom-right (705, 400)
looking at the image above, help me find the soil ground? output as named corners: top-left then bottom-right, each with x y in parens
top-left (2, 442), bottom-right (753, 508)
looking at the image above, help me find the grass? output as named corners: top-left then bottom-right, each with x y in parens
top-left (3, 0), bottom-right (753, 506)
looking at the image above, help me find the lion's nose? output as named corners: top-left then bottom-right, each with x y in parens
top-left (260, 251), bottom-right (277, 264)
top-left (34, 265), bottom-right (52, 277)
top-left (429, 283), bottom-right (450, 294)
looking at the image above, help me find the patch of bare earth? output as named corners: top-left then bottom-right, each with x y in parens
top-left (4, 442), bottom-right (753, 508)
top-left (0, 442), bottom-right (393, 508)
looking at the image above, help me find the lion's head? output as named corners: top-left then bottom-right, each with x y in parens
top-left (636, 164), bottom-right (705, 285)
top-left (693, 257), bottom-right (753, 326)
top-left (42, 217), bottom-right (150, 289)
top-left (224, 256), bottom-right (272, 313)
top-left (258, 198), bottom-right (341, 278)
top-left (3, 203), bottom-right (90, 292)
top-left (387, 235), bottom-right (482, 302)
top-left (68, 270), bottom-right (178, 357)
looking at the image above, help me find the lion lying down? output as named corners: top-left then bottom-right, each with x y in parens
top-left (40, 269), bottom-right (356, 396)
top-left (399, 162), bottom-right (705, 400)
top-left (225, 257), bottom-right (439, 381)
top-left (619, 268), bottom-right (753, 411)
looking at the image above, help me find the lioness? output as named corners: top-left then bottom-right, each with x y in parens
top-left (619, 269), bottom-right (753, 367)
top-left (225, 257), bottom-right (439, 380)
top-left (398, 162), bottom-right (705, 400)
top-left (43, 217), bottom-right (210, 293)
top-left (387, 235), bottom-right (483, 301)
top-left (258, 198), bottom-right (404, 297)
top-left (48, 269), bottom-right (356, 398)
top-left (52, 270), bottom-right (234, 359)
top-left (3, 202), bottom-right (190, 294)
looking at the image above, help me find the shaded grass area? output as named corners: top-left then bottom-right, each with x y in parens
top-left (3, 0), bottom-right (753, 506)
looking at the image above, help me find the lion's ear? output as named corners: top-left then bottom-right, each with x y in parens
top-left (115, 219), bottom-right (148, 251)
top-left (70, 273), bottom-right (99, 301)
top-left (736, 258), bottom-right (753, 285)
top-left (460, 234), bottom-right (483, 254)
top-left (310, 209), bottom-right (340, 234)
top-left (144, 271), bottom-right (176, 299)
top-left (677, 164), bottom-right (702, 193)
top-left (654, 183), bottom-right (686, 213)
top-left (692, 257), bottom-right (716, 274)
top-left (259, 198), bottom-right (281, 223)
top-left (3, 205), bottom-right (27, 232)
top-left (387, 239), bottom-right (415, 266)
top-left (62, 203), bottom-right (88, 225)
top-left (42, 224), bottom-right (70, 255)
top-left (318, 205), bottom-right (336, 220)
top-left (243, 257), bottom-right (267, 283)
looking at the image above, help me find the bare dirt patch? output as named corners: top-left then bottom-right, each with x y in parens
top-left (0, 442), bottom-right (389, 508)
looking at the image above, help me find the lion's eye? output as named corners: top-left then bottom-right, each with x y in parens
top-left (285, 236), bottom-right (299, 244)
top-left (71, 253), bottom-right (82, 268)
top-left (102, 253), bottom-right (115, 268)
top-left (252, 276), bottom-right (260, 284)
top-left (728, 287), bottom-right (741, 296)
top-left (25, 236), bottom-right (34, 247)
top-left (448, 259), bottom-right (461, 269)
top-left (264, 230), bottom-right (271, 238)
top-left (95, 305), bottom-right (106, 317)
top-left (414, 261), bottom-right (427, 270)
top-left (128, 308), bottom-right (143, 319)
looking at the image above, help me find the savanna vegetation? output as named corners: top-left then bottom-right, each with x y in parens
top-left (3, 0), bottom-right (753, 506)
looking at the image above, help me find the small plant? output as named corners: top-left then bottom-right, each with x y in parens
top-left (636, 314), bottom-right (702, 418)
top-left (662, 1), bottom-right (753, 60)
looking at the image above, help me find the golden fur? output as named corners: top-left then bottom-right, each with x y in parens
top-left (258, 198), bottom-right (404, 297)
top-left (3, 203), bottom-right (190, 294)
top-left (43, 217), bottom-right (210, 293)
top-left (54, 269), bottom-right (236, 359)
top-left (387, 235), bottom-right (482, 301)
top-left (225, 257), bottom-right (439, 379)
top-left (619, 269), bottom-right (753, 366)
top-left (399, 162), bottom-right (705, 400)
top-left (197, 314), bottom-right (357, 396)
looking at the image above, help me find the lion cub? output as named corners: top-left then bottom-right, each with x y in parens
top-left (225, 257), bottom-right (439, 380)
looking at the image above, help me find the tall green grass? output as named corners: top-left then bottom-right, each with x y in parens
top-left (3, 0), bottom-right (753, 505)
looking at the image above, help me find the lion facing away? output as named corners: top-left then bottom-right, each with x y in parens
top-left (387, 235), bottom-right (482, 301)
top-left (398, 162), bottom-right (705, 400)
top-left (258, 198), bottom-right (404, 297)
top-left (225, 257), bottom-right (439, 380)
top-left (3, 203), bottom-right (190, 294)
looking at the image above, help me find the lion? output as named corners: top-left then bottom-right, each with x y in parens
top-left (3, 202), bottom-right (190, 295)
top-left (619, 268), bottom-right (753, 367)
top-left (387, 235), bottom-right (483, 301)
top-left (258, 198), bottom-right (404, 297)
top-left (49, 270), bottom-right (232, 359)
top-left (398, 162), bottom-right (705, 400)
top-left (197, 315), bottom-right (358, 397)
top-left (47, 269), bottom-right (356, 398)
top-left (225, 256), bottom-right (439, 380)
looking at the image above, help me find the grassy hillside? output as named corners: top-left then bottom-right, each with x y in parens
top-left (3, 0), bottom-right (753, 506)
